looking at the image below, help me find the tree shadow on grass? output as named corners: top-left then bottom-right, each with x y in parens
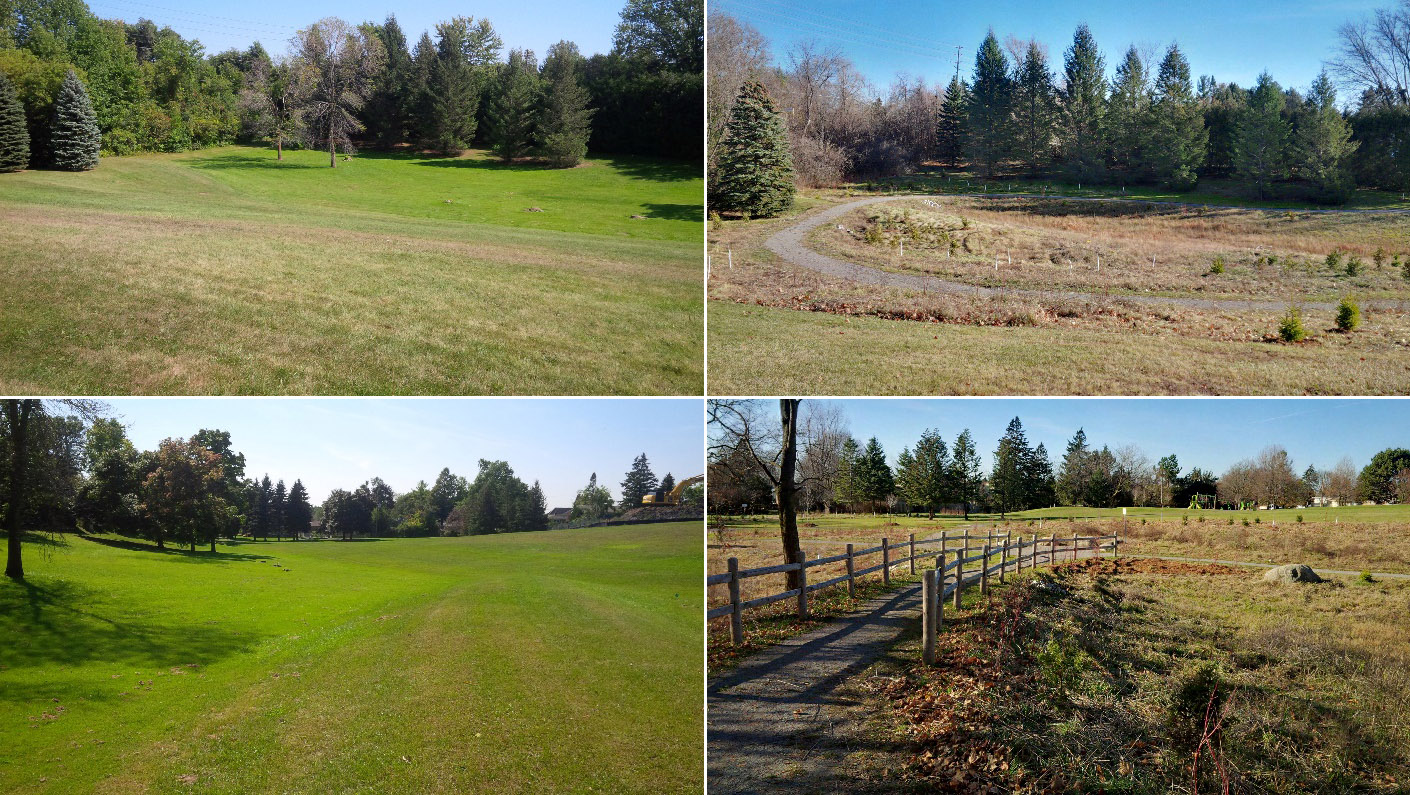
top-left (79, 534), bottom-right (274, 563)
top-left (0, 578), bottom-right (260, 672)
top-left (639, 202), bottom-right (702, 223)
top-left (596, 155), bottom-right (698, 183)
top-left (188, 153), bottom-right (325, 171)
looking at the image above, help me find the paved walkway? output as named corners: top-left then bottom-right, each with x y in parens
top-left (765, 194), bottom-right (1410, 312)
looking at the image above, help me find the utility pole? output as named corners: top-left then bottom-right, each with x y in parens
top-left (953, 45), bottom-right (963, 85)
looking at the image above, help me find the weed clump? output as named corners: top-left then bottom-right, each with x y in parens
top-left (1358, 570), bottom-right (1376, 584)
top-left (1296, 513), bottom-right (1304, 523)
top-left (1336, 295), bottom-right (1361, 331)
top-left (1278, 305), bottom-right (1308, 342)
top-left (1209, 256), bottom-right (1225, 274)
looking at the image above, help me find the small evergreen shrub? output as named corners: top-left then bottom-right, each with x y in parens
top-left (1346, 256), bottom-right (1362, 276)
top-left (1254, 516), bottom-right (1261, 523)
top-left (1242, 518), bottom-right (1251, 526)
top-left (1209, 256), bottom-right (1225, 274)
top-left (1296, 513), bottom-right (1303, 523)
top-left (1374, 247), bottom-right (1386, 267)
top-left (1182, 514), bottom-right (1189, 525)
top-left (1278, 305), bottom-right (1308, 342)
top-left (1359, 570), bottom-right (1376, 584)
top-left (1227, 518), bottom-right (1234, 525)
top-left (1336, 295), bottom-right (1361, 331)
top-left (1325, 250), bottom-right (1343, 270)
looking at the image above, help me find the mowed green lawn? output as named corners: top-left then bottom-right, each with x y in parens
top-left (0, 146), bottom-right (703, 394)
top-left (0, 523), bottom-right (702, 794)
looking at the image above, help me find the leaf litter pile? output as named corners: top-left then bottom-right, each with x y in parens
top-left (863, 561), bottom-right (1409, 794)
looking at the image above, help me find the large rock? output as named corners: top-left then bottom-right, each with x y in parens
top-left (1262, 564), bottom-right (1323, 584)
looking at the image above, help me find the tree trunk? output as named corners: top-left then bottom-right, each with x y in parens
top-left (3, 400), bottom-right (35, 581)
top-left (277, 134), bottom-right (283, 161)
top-left (778, 399), bottom-right (802, 590)
top-left (329, 128), bottom-right (336, 168)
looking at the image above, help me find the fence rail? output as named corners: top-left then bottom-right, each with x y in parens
top-left (707, 528), bottom-right (1120, 644)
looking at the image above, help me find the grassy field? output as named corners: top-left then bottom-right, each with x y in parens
top-left (707, 190), bottom-right (1410, 395)
top-left (851, 560), bottom-right (1410, 792)
top-left (0, 146), bottom-right (703, 394)
top-left (0, 523), bottom-right (701, 794)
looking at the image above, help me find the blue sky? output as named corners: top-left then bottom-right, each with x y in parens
top-left (714, 0), bottom-right (1382, 97)
top-left (94, 398), bottom-right (703, 508)
top-left (83, 0), bottom-right (625, 60)
top-left (811, 398), bottom-right (1410, 477)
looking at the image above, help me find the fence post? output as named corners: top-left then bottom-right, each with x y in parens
top-left (1072, 532), bottom-right (1079, 561)
top-left (909, 533), bottom-right (916, 575)
top-left (1048, 534), bottom-right (1055, 566)
top-left (882, 538), bottom-right (890, 585)
top-left (936, 553), bottom-right (946, 628)
top-left (922, 570), bottom-right (937, 665)
top-left (727, 557), bottom-right (744, 646)
top-left (980, 543), bottom-right (991, 596)
top-left (1113, 531), bottom-right (1120, 560)
top-left (953, 548), bottom-right (964, 610)
top-left (999, 537), bottom-right (1008, 584)
top-left (797, 550), bottom-right (809, 619)
top-left (846, 543), bottom-right (856, 597)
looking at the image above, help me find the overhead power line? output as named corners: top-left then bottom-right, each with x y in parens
top-left (714, 0), bottom-right (960, 64)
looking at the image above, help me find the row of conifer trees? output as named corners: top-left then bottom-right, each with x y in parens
top-left (0, 69), bottom-right (99, 172)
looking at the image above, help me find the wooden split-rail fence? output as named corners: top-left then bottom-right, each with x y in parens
top-left (707, 527), bottom-right (1120, 649)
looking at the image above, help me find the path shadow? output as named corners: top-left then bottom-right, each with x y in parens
top-left (0, 578), bottom-right (259, 671)
top-left (79, 534), bottom-right (273, 563)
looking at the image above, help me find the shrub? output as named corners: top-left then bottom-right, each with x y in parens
top-left (1374, 247), bottom-right (1386, 267)
top-left (1278, 305), bottom-right (1308, 342)
top-left (863, 225), bottom-right (882, 244)
top-left (1182, 514), bottom-right (1189, 525)
top-left (1167, 662), bottom-right (1225, 750)
top-left (1346, 256), bottom-right (1362, 276)
top-left (1197, 515), bottom-right (1204, 523)
top-left (1228, 518), bottom-right (1234, 525)
top-left (1254, 516), bottom-right (1261, 524)
top-left (1403, 257), bottom-right (1410, 281)
top-left (1336, 295), bottom-right (1361, 331)
top-left (1209, 256), bottom-right (1225, 274)
top-left (1325, 250), bottom-right (1343, 270)
top-left (1296, 513), bottom-right (1303, 523)
top-left (1359, 570), bottom-right (1376, 584)
top-left (1242, 518), bottom-right (1251, 526)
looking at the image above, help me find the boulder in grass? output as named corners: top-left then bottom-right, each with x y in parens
top-left (1262, 564), bottom-right (1322, 585)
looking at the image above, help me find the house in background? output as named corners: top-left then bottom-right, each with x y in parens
top-left (547, 507), bottom-right (573, 524)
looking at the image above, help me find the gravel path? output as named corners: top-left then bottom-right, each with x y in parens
top-left (764, 194), bottom-right (1410, 313)
top-left (707, 538), bottom-right (1090, 794)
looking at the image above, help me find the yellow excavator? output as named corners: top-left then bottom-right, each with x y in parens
top-left (641, 474), bottom-right (703, 506)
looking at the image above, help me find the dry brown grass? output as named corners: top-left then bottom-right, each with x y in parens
top-left (814, 198), bottom-right (1410, 301)
top-left (1097, 516), bottom-right (1410, 573)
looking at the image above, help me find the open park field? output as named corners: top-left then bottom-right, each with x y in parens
top-left (0, 146), bottom-right (703, 395)
top-left (0, 522), bottom-right (702, 794)
top-left (708, 182), bottom-right (1410, 394)
top-left (707, 509), bottom-right (1410, 791)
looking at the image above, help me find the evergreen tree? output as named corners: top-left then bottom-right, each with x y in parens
top-left (486, 48), bottom-right (542, 162)
top-left (49, 69), bottom-right (99, 171)
top-left (896, 428), bottom-right (950, 519)
top-left (836, 437), bottom-right (862, 510)
top-left (1059, 24), bottom-right (1107, 182)
top-left (936, 76), bottom-right (968, 169)
top-left (1056, 428), bottom-right (1091, 505)
top-left (660, 472), bottom-right (676, 495)
top-left (537, 40), bottom-right (595, 167)
top-left (0, 71), bottom-right (29, 172)
top-left (950, 429), bottom-right (981, 519)
top-left (423, 25), bottom-right (481, 153)
top-left (1295, 71), bottom-right (1357, 204)
top-left (526, 480), bottom-right (548, 530)
top-left (285, 479), bottom-right (312, 539)
top-left (365, 15), bottom-right (411, 148)
top-left (990, 417), bottom-right (1034, 517)
top-left (406, 32), bottom-right (437, 146)
top-left (254, 474), bottom-right (272, 539)
top-left (1107, 45), bottom-right (1152, 181)
top-left (271, 479), bottom-right (287, 541)
top-left (965, 31), bottom-right (1012, 177)
top-left (1234, 72), bottom-right (1289, 199)
top-left (620, 453), bottom-right (658, 509)
top-left (1150, 44), bottom-right (1207, 190)
top-left (855, 437), bottom-right (894, 512)
top-left (1025, 442), bottom-right (1057, 508)
top-left (1011, 42), bottom-right (1056, 176)
top-left (711, 80), bottom-right (794, 217)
